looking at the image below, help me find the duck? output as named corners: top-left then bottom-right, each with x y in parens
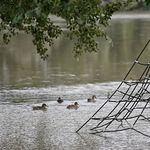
top-left (33, 103), bottom-right (48, 110)
top-left (67, 102), bottom-right (79, 109)
top-left (87, 95), bottom-right (97, 102)
top-left (57, 97), bottom-right (63, 103)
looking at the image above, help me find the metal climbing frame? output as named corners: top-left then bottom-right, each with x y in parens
top-left (76, 39), bottom-right (150, 137)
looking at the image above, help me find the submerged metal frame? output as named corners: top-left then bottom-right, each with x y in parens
top-left (76, 39), bottom-right (150, 137)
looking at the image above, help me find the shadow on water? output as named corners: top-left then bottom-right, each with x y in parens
top-left (1, 13), bottom-right (150, 149)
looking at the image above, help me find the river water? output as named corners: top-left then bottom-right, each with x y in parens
top-left (1, 12), bottom-right (150, 150)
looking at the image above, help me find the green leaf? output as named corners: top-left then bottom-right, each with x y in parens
top-left (77, 18), bottom-right (83, 24)
top-left (35, 9), bottom-right (41, 17)
top-left (41, 12), bottom-right (47, 19)
top-left (26, 10), bottom-right (33, 17)
top-left (12, 17), bottom-right (18, 23)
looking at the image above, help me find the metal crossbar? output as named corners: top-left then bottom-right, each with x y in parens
top-left (76, 39), bottom-right (150, 137)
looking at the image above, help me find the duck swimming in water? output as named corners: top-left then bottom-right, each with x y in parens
top-left (57, 97), bottom-right (63, 103)
top-left (87, 95), bottom-right (97, 102)
top-left (33, 103), bottom-right (48, 110)
top-left (67, 102), bottom-right (79, 109)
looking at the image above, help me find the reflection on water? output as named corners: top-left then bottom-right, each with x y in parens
top-left (0, 14), bottom-right (150, 89)
top-left (1, 13), bottom-right (150, 149)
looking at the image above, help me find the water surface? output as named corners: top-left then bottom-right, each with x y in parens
top-left (0, 13), bottom-right (150, 150)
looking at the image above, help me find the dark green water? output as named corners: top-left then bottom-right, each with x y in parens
top-left (0, 13), bottom-right (150, 90)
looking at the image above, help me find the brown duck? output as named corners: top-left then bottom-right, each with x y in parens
top-left (87, 95), bottom-right (97, 102)
top-left (33, 103), bottom-right (48, 110)
top-left (57, 97), bottom-right (64, 103)
top-left (67, 102), bottom-right (79, 109)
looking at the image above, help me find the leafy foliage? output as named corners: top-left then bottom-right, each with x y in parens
top-left (0, 0), bottom-right (133, 60)
top-left (145, 0), bottom-right (150, 6)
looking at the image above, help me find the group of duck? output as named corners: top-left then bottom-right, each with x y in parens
top-left (33, 95), bottom-right (97, 110)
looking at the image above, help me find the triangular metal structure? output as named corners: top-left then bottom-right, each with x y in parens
top-left (76, 39), bottom-right (150, 137)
